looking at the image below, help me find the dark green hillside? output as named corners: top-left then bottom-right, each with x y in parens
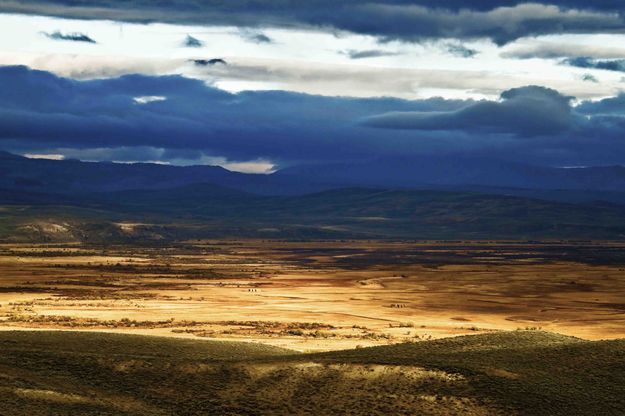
top-left (317, 331), bottom-right (625, 416)
top-left (2, 185), bottom-right (625, 241)
top-left (0, 331), bottom-right (623, 415)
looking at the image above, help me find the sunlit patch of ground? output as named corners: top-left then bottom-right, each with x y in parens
top-left (12, 388), bottom-right (92, 404)
top-left (0, 240), bottom-right (624, 350)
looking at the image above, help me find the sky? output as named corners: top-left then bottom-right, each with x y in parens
top-left (1, 1), bottom-right (625, 173)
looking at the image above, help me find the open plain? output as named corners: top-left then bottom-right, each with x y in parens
top-left (1, 240), bottom-right (624, 351)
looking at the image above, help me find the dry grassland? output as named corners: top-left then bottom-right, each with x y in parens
top-left (1, 240), bottom-right (623, 351)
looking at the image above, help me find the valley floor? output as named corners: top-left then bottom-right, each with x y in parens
top-left (0, 240), bottom-right (624, 351)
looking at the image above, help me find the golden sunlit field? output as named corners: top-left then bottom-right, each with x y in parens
top-left (1, 240), bottom-right (624, 351)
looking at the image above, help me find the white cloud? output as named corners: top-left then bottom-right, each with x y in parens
top-left (502, 37), bottom-right (625, 59)
top-left (0, 13), bottom-right (624, 101)
top-left (133, 95), bottom-right (167, 104)
top-left (22, 153), bottom-right (65, 160)
top-left (19, 146), bottom-right (276, 173)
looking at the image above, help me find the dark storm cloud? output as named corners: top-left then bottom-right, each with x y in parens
top-left (191, 58), bottom-right (227, 66)
top-left (0, 65), bottom-right (436, 163)
top-left (342, 49), bottom-right (399, 59)
top-left (2, 65), bottom-right (625, 167)
top-left (3, 1), bottom-right (625, 45)
top-left (43, 31), bottom-right (96, 43)
top-left (183, 35), bottom-right (203, 47)
top-left (581, 73), bottom-right (599, 83)
top-left (241, 31), bottom-right (273, 44)
top-left (563, 57), bottom-right (625, 73)
top-left (250, 33), bottom-right (272, 43)
top-left (363, 86), bottom-right (574, 137)
top-left (576, 94), bottom-right (625, 115)
top-left (445, 43), bottom-right (478, 58)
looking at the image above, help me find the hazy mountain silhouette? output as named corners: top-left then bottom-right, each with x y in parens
top-left (3, 152), bottom-right (625, 204)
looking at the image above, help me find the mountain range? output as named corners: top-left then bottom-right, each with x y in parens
top-left (4, 151), bottom-right (625, 197)
top-left (2, 151), bottom-right (625, 242)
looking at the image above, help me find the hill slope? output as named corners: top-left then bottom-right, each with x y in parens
top-left (0, 330), bottom-right (622, 415)
top-left (2, 186), bottom-right (625, 241)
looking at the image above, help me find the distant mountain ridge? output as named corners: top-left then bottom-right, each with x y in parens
top-left (276, 156), bottom-right (625, 192)
top-left (3, 152), bottom-right (625, 199)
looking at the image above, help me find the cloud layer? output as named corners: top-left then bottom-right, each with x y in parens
top-left (502, 41), bottom-right (625, 59)
top-left (3, 1), bottom-right (625, 44)
top-left (2, 65), bottom-right (625, 168)
top-left (363, 86), bottom-right (574, 137)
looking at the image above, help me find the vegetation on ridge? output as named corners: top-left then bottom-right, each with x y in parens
top-left (0, 330), bottom-right (623, 415)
